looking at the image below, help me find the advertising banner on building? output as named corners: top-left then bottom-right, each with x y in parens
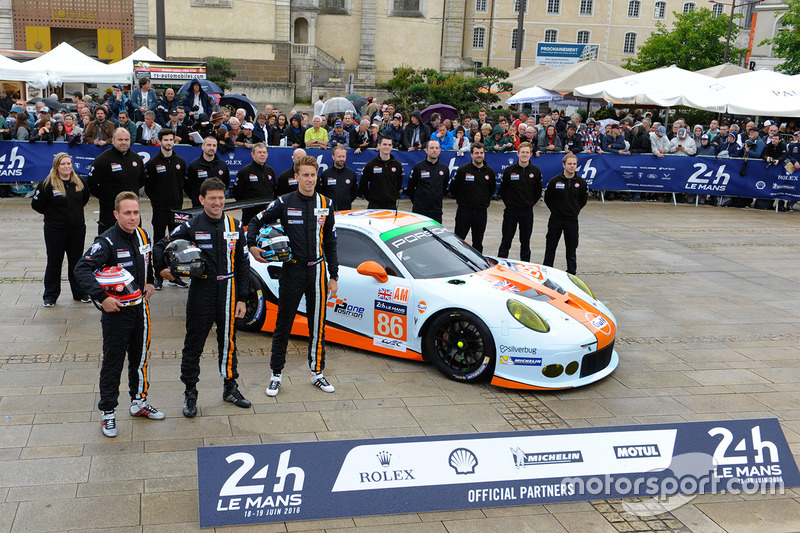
top-left (2, 142), bottom-right (799, 203)
top-left (535, 43), bottom-right (599, 66)
top-left (133, 60), bottom-right (207, 82)
top-left (196, 418), bottom-right (799, 528)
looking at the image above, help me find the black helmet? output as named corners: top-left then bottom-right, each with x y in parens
top-left (256, 225), bottom-right (292, 262)
top-left (164, 239), bottom-right (206, 278)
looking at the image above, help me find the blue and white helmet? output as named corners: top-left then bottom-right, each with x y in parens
top-left (256, 225), bottom-right (292, 262)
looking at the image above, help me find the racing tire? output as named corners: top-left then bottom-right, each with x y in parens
top-left (238, 269), bottom-right (268, 332)
top-left (424, 310), bottom-right (495, 383)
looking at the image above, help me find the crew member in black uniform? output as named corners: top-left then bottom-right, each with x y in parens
top-left (497, 142), bottom-right (542, 262)
top-left (74, 192), bottom-right (162, 438)
top-left (542, 153), bottom-right (588, 275)
top-left (247, 155), bottom-right (339, 397)
top-left (275, 148), bottom-right (306, 196)
top-left (87, 128), bottom-right (145, 235)
top-left (318, 144), bottom-right (358, 211)
top-left (407, 138), bottom-right (449, 223)
top-left (232, 142), bottom-right (276, 225)
top-left (449, 142), bottom-right (496, 253)
top-left (154, 178), bottom-right (251, 418)
top-left (184, 135), bottom-right (230, 207)
top-left (359, 135), bottom-right (404, 209)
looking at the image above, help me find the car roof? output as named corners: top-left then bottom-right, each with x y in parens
top-left (335, 210), bottom-right (438, 239)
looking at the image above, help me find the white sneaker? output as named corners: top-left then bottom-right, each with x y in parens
top-left (311, 372), bottom-right (335, 393)
top-left (100, 410), bottom-right (117, 438)
top-left (130, 399), bottom-right (165, 420)
top-left (266, 374), bottom-right (282, 397)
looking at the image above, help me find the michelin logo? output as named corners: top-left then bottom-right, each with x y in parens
top-left (499, 355), bottom-right (542, 366)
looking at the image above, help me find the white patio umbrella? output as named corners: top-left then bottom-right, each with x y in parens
top-left (573, 65), bottom-right (714, 106)
top-left (696, 63), bottom-right (752, 78)
top-left (506, 86), bottom-right (563, 105)
top-left (681, 69), bottom-right (800, 115)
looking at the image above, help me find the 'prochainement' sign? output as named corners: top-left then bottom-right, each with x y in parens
top-left (197, 418), bottom-right (799, 527)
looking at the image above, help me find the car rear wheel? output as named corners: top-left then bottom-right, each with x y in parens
top-left (425, 310), bottom-right (495, 383)
top-left (238, 269), bottom-right (268, 332)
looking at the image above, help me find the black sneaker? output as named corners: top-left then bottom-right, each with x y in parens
top-left (168, 278), bottom-right (188, 288)
top-left (80, 296), bottom-right (92, 303)
top-left (154, 278), bottom-right (163, 291)
top-left (183, 389), bottom-right (198, 418)
top-left (43, 300), bottom-right (55, 308)
top-left (223, 381), bottom-right (251, 408)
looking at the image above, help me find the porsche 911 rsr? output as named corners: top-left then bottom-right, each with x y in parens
top-left (240, 210), bottom-right (618, 390)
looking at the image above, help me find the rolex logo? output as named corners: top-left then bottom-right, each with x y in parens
top-left (377, 451), bottom-right (392, 467)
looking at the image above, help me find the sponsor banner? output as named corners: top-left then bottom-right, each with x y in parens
top-left (196, 418), bottom-right (799, 527)
top-left (3, 142), bottom-right (800, 203)
top-left (536, 43), bottom-right (599, 66)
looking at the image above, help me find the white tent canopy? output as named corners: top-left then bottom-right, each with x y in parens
top-left (518, 60), bottom-right (634, 94)
top-left (574, 65), bottom-right (715, 107)
top-left (105, 46), bottom-right (163, 83)
top-left (0, 54), bottom-right (50, 86)
top-left (695, 63), bottom-right (752, 79)
top-left (681, 69), bottom-right (800, 116)
top-left (506, 64), bottom-right (553, 93)
top-left (12, 42), bottom-right (128, 86)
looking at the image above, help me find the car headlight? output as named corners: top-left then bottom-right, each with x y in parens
top-left (568, 274), bottom-right (595, 299)
top-left (507, 299), bottom-right (550, 332)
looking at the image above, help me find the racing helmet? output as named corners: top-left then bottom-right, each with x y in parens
top-left (164, 239), bottom-right (206, 278)
top-left (256, 225), bottom-right (292, 262)
top-left (94, 266), bottom-right (142, 306)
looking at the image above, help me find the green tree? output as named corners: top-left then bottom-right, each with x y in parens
top-left (207, 57), bottom-right (237, 91)
top-left (625, 8), bottom-right (748, 72)
top-left (760, 0), bottom-right (800, 74)
top-left (378, 66), bottom-right (511, 114)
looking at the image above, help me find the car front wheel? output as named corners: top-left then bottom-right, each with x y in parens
top-left (425, 310), bottom-right (495, 383)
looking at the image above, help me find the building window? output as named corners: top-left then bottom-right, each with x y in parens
top-left (546, 0), bottom-right (560, 15)
top-left (544, 29), bottom-right (558, 43)
top-left (319, 0), bottom-right (346, 13)
top-left (475, 0), bottom-right (487, 12)
top-left (392, 0), bottom-right (422, 16)
top-left (474, 61), bottom-right (484, 74)
top-left (577, 30), bottom-right (590, 44)
top-left (623, 32), bottom-right (637, 54)
top-left (653, 1), bottom-right (666, 19)
top-left (627, 0), bottom-right (640, 18)
top-left (579, 0), bottom-right (593, 16)
top-left (473, 26), bottom-right (486, 49)
top-left (711, 3), bottom-right (724, 17)
top-left (513, 0), bottom-right (528, 14)
top-left (683, 2), bottom-right (695, 13)
top-left (512, 28), bottom-right (527, 50)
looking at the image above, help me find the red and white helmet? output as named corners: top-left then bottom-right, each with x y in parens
top-left (94, 266), bottom-right (142, 306)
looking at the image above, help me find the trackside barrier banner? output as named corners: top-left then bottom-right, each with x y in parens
top-left (196, 418), bottom-right (799, 528)
top-left (2, 141), bottom-right (800, 202)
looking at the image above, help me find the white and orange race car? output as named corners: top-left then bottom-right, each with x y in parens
top-left (240, 210), bottom-right (618, 390)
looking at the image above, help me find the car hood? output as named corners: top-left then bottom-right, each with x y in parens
top-left (433, 262), bottom-right (615, 349)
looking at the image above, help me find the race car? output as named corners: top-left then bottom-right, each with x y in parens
top-left (240, 210), bottom-right (618, 390)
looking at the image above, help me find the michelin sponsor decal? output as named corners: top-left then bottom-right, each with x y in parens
top-left (197, 418), bottom-right (799, 527)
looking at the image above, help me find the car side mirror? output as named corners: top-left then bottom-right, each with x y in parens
top-left (356, 261), bottom-right (388, 283)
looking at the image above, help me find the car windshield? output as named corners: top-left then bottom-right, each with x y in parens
top-left (381, 224), bottom-right (491, 279)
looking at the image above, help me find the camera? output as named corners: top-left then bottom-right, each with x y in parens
top-left (192, 105), bottom-right (199, 112)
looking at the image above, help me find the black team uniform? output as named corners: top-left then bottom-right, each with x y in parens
top-left (449, 161), bottom-right (496, 253)
top-left (153, 213), bottom-right (251, 415)
top-left (246, 191), bottom-right (338, 376)
top-left (318, 164), bottom-right (358, 211)
top-left (74, 224), bottom-right (155, 415)
top-left (497, 161), bottom-right (542, 262)
top-left (359, 154), bottom-right (403, 209)
top-left (144, 149), bottom-right (186, 242)
top-left (543, 172), bottom-right (588, 275)
top-left (232, 159), bottom-right (276, 224)
top-left (88, 146), bottom-right (145, 234)
top-left (184, 155), bottom-right (229, 207)
top-left (407, 156), bottom-right (449, 223)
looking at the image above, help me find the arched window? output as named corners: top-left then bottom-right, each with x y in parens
top-left (544, 29), bottom-right (558, 43)
top-left (653, 1), bottom-right (666, 19)
top-left (623, 32), bottom-right (637, 54)
top-left (577, 30), bottom-right (590, 44)
top-left (683, 2), bottom-right (696, 13)
top-left (628, 0), bottom-right (640, 18)
top-left (475, 0), bottom-right (487, 12)
top-left (546, 0), bottom-right (560, 15)
top-left (712, 3), bottom-right (724, 17)
top-left (580, 0), bottom-right (593, 16)
top-left (512, 28), bottom-right (528, 49)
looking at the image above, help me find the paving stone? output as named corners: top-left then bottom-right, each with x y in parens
top-left (12, 495), bottom-right (140, 532)
top-left (89, 451), bottom-right (196, 482)
top-left (0, 369), bottom-right (64, 387)
top-left (141, 490), bottom-right (197, 525)
top-left (0, 425), bottom-right (29, 448)
top-left (0, 456), bottom-right (90, 487)
top-left (133, 415), bottom-right (232, 441)
top-left (553, 510), bottom-right (619, 532)
top-left (441, 513), bottom-right (568, 532)
top-left (321, 407), bottom-right (418, 431)
top-left (6, 483), bottom-right (77, 502)
top-left (77, 479), bottom-right (145, 497)
top-left (19, 444), bottom-right (84, 460)
top-left (0, 503), bottom-right (16, 533)
top-left (230, 412), bottom-right (327, 435)
top-left (0, 393), bottom-right (96, 415)
top-left (144, 475), bottom-right (197, 493)
top-left (695, 498), bottom-right (800, 533)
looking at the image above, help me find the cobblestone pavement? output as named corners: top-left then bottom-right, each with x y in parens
top-left (2, 193), bottom-right (800, 532)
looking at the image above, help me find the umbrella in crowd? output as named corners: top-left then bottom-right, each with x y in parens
top-left (420, 103), bottom-right (458, 122)
top-left (695, 63), bottom-right (752, 79)
top-left (218, 94), bottom-right (258, 120)
top-left (321, 97), bottom-right (356, 120)
top-left (345, 93), bottom-right (363, 101)
top-left (177, 79), bottom-right (224, 95)
top-left (505, 86), bottom-right (564, 105)
top-left (28, 97), bottom-right (73, 112)
top-left (350, 98), bottom-right (369, 115)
